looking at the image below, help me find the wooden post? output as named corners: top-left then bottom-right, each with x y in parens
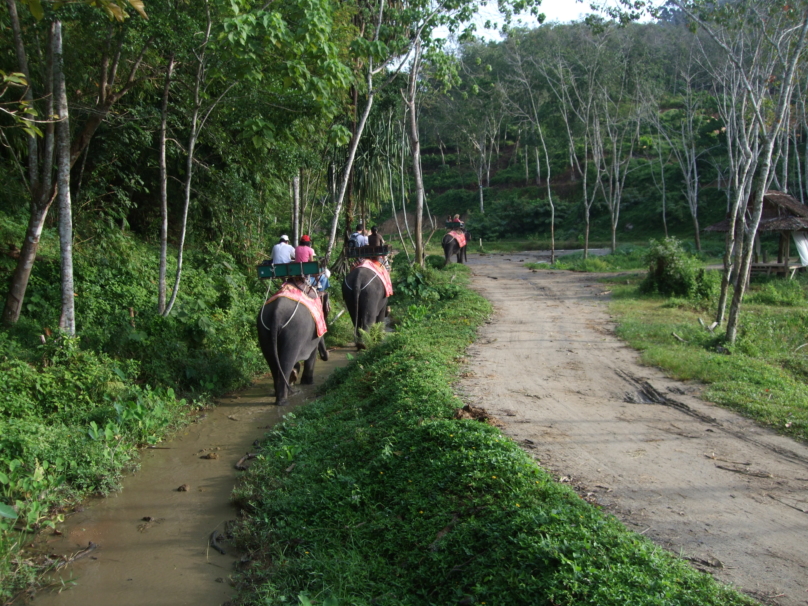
top-left (778, 232), bottom-right (785, 264)
top-left (785, 231), bottom-right (792, 273)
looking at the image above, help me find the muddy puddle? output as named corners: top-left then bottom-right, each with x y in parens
top-left (32, 351), bottom-right (350, 606)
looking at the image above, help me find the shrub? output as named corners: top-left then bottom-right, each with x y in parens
top-left (640, 237), bottom-right (714, 299)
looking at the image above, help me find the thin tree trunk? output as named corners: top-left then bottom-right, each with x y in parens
top-left (324, 83), bottom-right (375, 265)
top-left (164, 6), bottom-right (211, 317)
top-left (292, 172), bottom-right (300, 244)
top-left (158, 54), bottom-right (174, 314)
top-left (2, 18), bottom-right (55, 327)
top-left (726, 151), bottom-right (776, 343)
top-left (406, 37), bottom-right (425, 266)
top-left (53, 20), bottom-right (75, 336)
top-left (4, 0), bottom-right (37, 189)
top-left (537, 130), bottom-right (555, 264)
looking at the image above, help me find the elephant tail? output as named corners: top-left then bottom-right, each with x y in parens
top-left (353, 280), bottom-right (360, 341)
top-left (263, 303), bottom-right (294, 396)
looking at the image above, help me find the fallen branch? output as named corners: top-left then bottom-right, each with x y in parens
top-left (235, 452), bottom-right (257, 471)
top-left (766, 493), bottom-right (808, 514)
top-left (715, 464), bottom-right (772, 478)
top-left (672, 332), bottom-right (688, 343)
top-left (54, 541), bottom-right (98, 570)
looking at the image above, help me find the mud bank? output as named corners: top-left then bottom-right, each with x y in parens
top-left (32, 352), bottom-right (349, 606)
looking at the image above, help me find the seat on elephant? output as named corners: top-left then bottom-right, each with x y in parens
top-left (350, 258), bottom-right (394, 297)
top-left (266, 282), bottom-right (327, 337)
top-left (447, 230), bottom-right (467, 248)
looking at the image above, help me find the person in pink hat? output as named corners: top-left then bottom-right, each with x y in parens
top-left (295, 234), bottom-right (316, 263)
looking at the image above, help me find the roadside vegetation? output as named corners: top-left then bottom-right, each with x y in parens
top-left (0, 218), bottom-right (270, 599)
top-left (231, 263), bottom-right (754, 606)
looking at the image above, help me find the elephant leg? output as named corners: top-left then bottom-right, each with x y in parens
top-left (301, 349), bottom-right (317, 385)
top-left (290, 361), bottom-right (301, 385)
top-left (318, 337), bottom-right (329, 361)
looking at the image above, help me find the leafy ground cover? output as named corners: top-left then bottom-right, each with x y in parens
top-left (0, 214), bottom-right (280, 599)
top-left (231, 263), bottom-right (753, 606)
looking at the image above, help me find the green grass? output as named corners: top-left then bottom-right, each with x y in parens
top-left (231, 264), bottom-right (753, 606)
top-left (609, 274), bottom-right (808, 442)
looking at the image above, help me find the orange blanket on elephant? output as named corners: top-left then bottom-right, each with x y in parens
top-left (354, 259), bottom-right (394, 297)
top-left (448, 230), bottom-right (467, 248)
top-left (266, 283), bottom-right (327, 337)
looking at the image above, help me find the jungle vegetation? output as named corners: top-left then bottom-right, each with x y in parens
top-left (2, 0), bottom-right (808, 601)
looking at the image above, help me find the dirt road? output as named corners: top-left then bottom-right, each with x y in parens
top-left (458, 253), bottom-right (808, 606)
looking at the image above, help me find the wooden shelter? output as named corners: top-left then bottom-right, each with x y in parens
top-left (704, 190), bottom-right (808, 278)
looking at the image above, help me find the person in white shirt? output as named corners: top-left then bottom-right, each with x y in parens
top-left (271, 235), bottom-right (295, 264)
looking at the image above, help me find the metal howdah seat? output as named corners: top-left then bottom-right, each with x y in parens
top-left (257, 260), bottom-right (320, 279)
top-left (345, 245), bottom-right (390, 259)
top-left (445, 221), bottom-right (464, 229)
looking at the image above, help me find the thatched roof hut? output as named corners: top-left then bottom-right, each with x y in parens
top-left (704, 190), bottom-right (808, 233)
top-left (704, 191), bottom-right (808, 276)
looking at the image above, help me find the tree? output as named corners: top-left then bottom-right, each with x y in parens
top-left (2, 0), bottom-right (151, 326)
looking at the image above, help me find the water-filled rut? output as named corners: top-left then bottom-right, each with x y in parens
top-left (34, 351), bottom-right (349, 606)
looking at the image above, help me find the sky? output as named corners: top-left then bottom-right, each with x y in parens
top-left (463, 0), bottom-right (637, 41)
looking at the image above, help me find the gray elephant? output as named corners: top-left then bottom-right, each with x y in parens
top-left (342, 264), bottom-right (389, 346)
top-left (257, 292), bottom-right (328, 406)
top-left (443, 230), bottom-right (468, 266)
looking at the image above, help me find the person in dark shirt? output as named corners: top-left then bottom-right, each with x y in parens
top-left (368, 226), bottom-right (385, 247)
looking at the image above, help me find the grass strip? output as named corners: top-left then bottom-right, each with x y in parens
top-left (232, 265), bottom-right (753, 606)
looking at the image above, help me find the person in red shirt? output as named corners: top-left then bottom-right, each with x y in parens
top-left (294, 235), bottom-right (316, 263)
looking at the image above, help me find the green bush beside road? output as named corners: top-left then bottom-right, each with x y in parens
top-left (232, 264), bottom-right (753, 606)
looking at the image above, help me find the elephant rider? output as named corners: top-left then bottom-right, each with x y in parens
top-left (367, 226), bottom-right (390, 269)
top-left (349, 224), bottom-right (369, 248)
top-left (452, 214), bottom-right (465, 229)
top-left (271, 234), bottom-right (295, 264)
top-left (368, 226), bottom-right (385, 248)
top-left (294, 235), bottom-right (316, 263)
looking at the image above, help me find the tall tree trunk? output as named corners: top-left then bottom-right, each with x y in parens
top-left (726, 151), bottom-right (776, 343)
top-left (164, 6), bottom-right (211, 317)
top-left (2, 16), bottom-right (55, 327)
top-left (4, 0), bottom-right (37, 189)
top-left (406, 37), bottom-right (425, 266)
top-left (292, 171), bottom-right (301, 244)
top-left (158, 54), bottom-right (175, 314)
top-left (537, 130), bottom-right (555, 264)
top-left (324, 83), bottom-right (375, 265)
top-left (53, 21), bottom-right (75, 336)
top-left (693, 214), bottom-right (701, 252)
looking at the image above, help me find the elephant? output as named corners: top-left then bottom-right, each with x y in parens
top-left (443, 230), bottom-right (468, 266)
top-left (342, 265), bottom-right (389, 347)
top-left (257, 292), bottom-right (328, 406)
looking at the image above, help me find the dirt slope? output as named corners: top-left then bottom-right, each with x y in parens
top-left (458, 253), bottom-right (808, 606)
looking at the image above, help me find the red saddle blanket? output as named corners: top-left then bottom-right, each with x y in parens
top-left (266, 283), bottom-right (327, 337)
top-left (448, 230), bottom-right (467, 248)
top-left (354, 259), bottom-right (394, 297)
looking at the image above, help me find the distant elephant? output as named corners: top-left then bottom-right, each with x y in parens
top-left (342, 265), bottom-right (389, 346)
top-left (443, 230), bottom-right (468, 266)
top-left (257, 293), bottom-right (328, 406)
